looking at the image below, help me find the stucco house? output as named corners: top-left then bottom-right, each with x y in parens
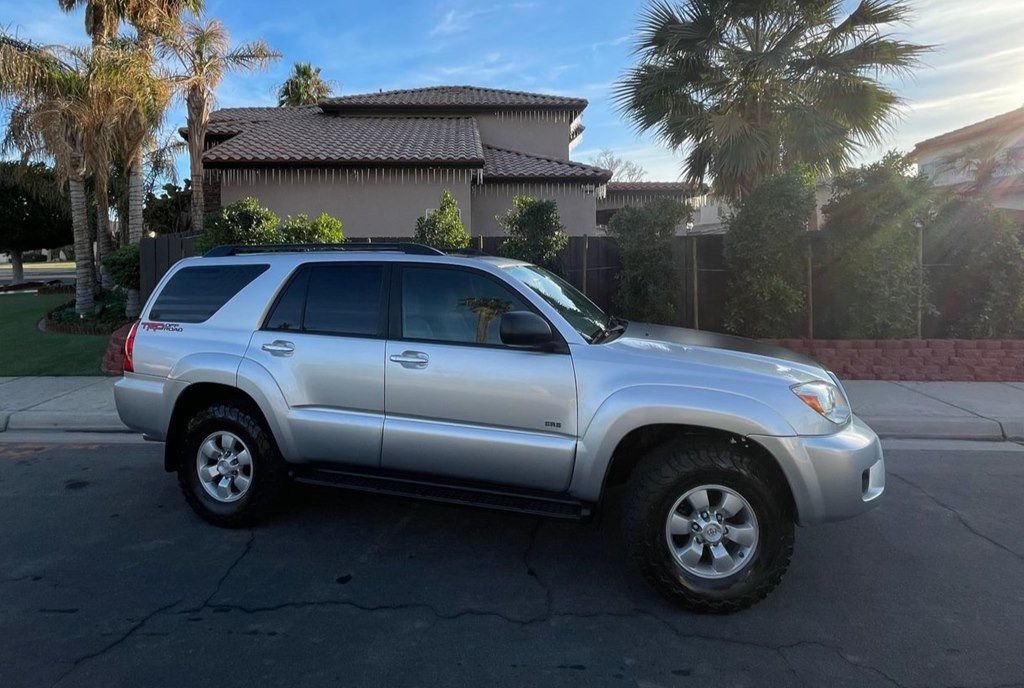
top-left (913, 106), bottom-right (1024, 222)
top-left (196, 86), bottom-right (614, 237)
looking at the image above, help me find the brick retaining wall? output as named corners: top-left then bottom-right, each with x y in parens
top-left (764, 339), bottom-right (1024, 381)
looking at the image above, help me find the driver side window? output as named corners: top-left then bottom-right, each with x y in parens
top-left (400, 267), bottom-right (529, 345)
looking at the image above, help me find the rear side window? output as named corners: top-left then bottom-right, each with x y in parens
top-left (265, 263), bottom-right (385, 337)
top-left (150, 264), bottom-right (268, 323)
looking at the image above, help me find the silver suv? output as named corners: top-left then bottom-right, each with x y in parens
top-left (115, 242), bottom-right (884, 612)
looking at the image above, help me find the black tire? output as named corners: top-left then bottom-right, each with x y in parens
top-left (623, 437), bottom-right (794, 613)
top-left (177, 403), bottom-right (287, 528)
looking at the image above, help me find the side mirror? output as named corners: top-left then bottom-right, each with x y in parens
top-left (500, 311), bottom-right (553, 348)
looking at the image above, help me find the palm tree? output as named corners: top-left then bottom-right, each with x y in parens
top-left (277, 62), bottom-right (333, 106)
top-left (157, 17), bottom-right (278, 233)
top-left (0, 38), bottom-right (141, 315)
top-left (938, 138), bottom-right (1024, 199)
top-left (57, 0), bottom-right (122, 43)
top-left (615, 0), bottom-right (928, 198)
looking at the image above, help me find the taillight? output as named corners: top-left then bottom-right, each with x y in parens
top-left (123, 320), bottom-right (139, 374)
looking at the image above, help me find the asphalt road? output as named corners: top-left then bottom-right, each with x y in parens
top-left (1, 439), bottom-right (1022, 688)
top-left (0, 264), bottom-right (75, 287)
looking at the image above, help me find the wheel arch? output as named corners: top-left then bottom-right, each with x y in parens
top-left (163, 382), bottom-right (274, 472)
top-left (596, 424), bottom-right (795, 519)
top-left (569, 386), bottom-right (799, 516)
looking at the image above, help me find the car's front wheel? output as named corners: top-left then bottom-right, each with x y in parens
top-left (178, 403), bottom-right (287, 528)
top-left (623, 437), bottom-right (794, 613)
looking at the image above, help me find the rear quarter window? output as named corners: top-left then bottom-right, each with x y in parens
top-left (149, 264), bottom-right (269, 323)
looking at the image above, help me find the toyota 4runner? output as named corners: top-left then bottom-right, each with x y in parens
top-left (115, 242), bottom-right (884, 613)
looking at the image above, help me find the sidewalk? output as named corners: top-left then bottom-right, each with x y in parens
top-left (1, 376), bottom-right (1022, 440)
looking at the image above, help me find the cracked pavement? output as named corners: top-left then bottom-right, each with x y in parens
top-left (1, 441), bottom-right (1022, 688)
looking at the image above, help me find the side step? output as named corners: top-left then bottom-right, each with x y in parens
top-left (292, 467), bottom-right (591, 521)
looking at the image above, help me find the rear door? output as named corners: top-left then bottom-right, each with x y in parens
top-left (381, 264), bottom-right (578, 492)
top-left (247, 262), bottom-right (388, 467)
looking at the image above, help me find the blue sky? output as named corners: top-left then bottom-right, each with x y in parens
top-left (2, 0), bottom-right (1023, 182)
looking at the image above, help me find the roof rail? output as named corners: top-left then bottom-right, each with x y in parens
top-left (204, 242), bottom-right (445, 257)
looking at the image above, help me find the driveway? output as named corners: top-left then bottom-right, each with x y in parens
top-left (0, 439), bottom-right (1021, 687)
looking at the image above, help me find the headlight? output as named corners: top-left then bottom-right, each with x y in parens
top-left (791, 381), bottom-right (851, 424)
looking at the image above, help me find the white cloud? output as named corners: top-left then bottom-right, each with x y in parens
top-left (429, 2), bottom-right (538, 37)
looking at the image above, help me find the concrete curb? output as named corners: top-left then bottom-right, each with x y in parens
top-left (860, 415), bottom-right (1008, 441)
top-left (5, 411), bottom-right (128, 433)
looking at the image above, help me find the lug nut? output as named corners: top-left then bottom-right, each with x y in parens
top-left (716, 513), bottom-right (723, 523)
top-left (691, 523), bottom-right (700, 532)
top-left (700, 511), bottom-right (709, 520)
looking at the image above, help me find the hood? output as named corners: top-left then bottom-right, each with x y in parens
top-left (625, 323), bottom-right (823, 369)
top-left (600, 322), bottom-right (830, 384)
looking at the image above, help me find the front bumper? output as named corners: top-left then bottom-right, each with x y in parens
top-left (749, 415), bottom-right (884, 525)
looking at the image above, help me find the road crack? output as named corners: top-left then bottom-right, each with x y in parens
top-left (51, 530), bottom-right (256, 686)
top-left (522, 520), bottom-right (553, 618)
top-left (889, 472), bottom-right (1024, 564)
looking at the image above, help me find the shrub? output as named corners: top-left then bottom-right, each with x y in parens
top-left (928, 197), bottom-right (1024, 338)
top-left (723, 170), bottom-right (815, 338)
top-left (605, 198), bottom-right (689, 323)
top-left (280, 212), bottom-right (344, 244)
top-left (414, 189), bottom-right (470, 251)
top-left (819, 153), bottom-right (931, 339)
top-left (144, 181), bottom-right (192, 235)
top-left (22, 251), bottom-right (47, 263)
top-left (195, 197), bottom-right (281, 254)
top-left (101, 244), bottom-right (140, 291)
top-left (497, 196), bottom-right (568, 272)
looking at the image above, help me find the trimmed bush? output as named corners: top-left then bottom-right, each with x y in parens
top-left (280, 212), bottom-right (344, 244)
top-left (723, 170), bottom-right (815, 338)
top-left (195, 197), bottom-right (281, 255)
top-left (929, 197), bottom-right (1024, 338)
top-left (414, 189), bottom-right (470, 251)
top-left (605, 198), bottom-right (689, 323)
top-left (497, 196), bottom-right (568, 272)
top-left (819, 154), bottom-right (931, 339)
top-left (101, 244), bottom-right (140, 291)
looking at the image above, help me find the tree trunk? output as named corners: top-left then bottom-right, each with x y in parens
top-left (10, 249), bottom-right (24, 284)
top-left (187, 93), bottom-right (210, 234)
top-left (95, 179), bottom-right (114, 290)
top-left (128, 158), bottom-right (145, 244)
top-left (189, 147), bottom-right (205, 234)
top-left (70, 177), bottom-right (95, 316)
top-left (125, 158), bottom-right (145, 318)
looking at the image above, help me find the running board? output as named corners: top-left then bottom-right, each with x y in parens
top-left (291, 467), bottom-right (591, 521)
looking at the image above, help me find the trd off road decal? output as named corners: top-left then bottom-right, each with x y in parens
top-left (141, 322), bottom-right (183, 332)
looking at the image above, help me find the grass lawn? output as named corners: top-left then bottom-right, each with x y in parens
top-left (0, 293), bottom-right (112, 376)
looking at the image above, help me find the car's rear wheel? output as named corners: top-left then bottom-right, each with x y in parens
top-left (623, 437), bottom-right (794, 613)
top-left (178, 403), bottom-right (287, 528)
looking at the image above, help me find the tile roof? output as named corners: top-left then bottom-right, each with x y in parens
top-left (320, 86), bottom-right (587, 112)
top-left (913, 106), bottom-right (1024, 156)
top-left (483, 146), bottom-right (611, 183)
top-left (203, 111), bottom-right (484, 167)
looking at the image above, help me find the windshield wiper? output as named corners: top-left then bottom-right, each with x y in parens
top-left (590, 317), bottom-right (627, 344)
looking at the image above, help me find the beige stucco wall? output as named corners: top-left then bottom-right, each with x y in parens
top-left (471, 183), bottom-right (598, 236)
top-left (474, 113), bottom-right (573, 160)
top-left (218, 168), bottom-right (473, 237)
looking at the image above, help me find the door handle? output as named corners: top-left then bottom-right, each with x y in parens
top-left (389, 351), bottom-right (429, 368)
top-left (261, 340), bottom-right (295, 356)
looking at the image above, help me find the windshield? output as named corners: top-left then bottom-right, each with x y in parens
top-left (503, 265), bottom-right (612, 342)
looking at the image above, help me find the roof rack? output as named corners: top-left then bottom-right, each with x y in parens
top-left (204, 242), bottom-right (445, 257)
top-left (447, 247), bottom-right (489, 257)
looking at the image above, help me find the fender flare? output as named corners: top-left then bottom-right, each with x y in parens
top-left (160, 354), bottom-right (297, 470)
top-left (568, 385), bottom-right (797, 502)
top-left (235, 358), bottom-right (298, 460)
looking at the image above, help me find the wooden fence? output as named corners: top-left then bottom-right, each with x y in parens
top-left (138, 231), bottom-right (965, 338)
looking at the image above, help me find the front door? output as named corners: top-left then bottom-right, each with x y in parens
top-left (382, 265), bottom-right (577, 492)
top-left (247, 262), bottom-right (389, 467)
